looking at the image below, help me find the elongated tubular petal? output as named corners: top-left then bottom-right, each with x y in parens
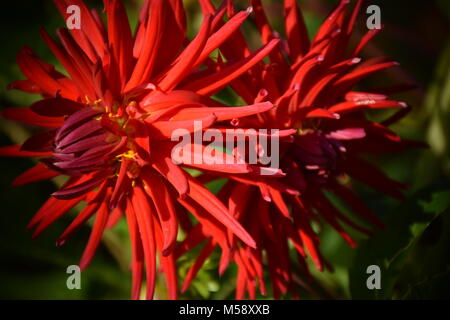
top-left (57, 205), bottom-right (96, 247)
top-left (288, 55), bottom-right (324, 92)
top-left (151, 0), bottom-right (187, 77)
top-left (104, 0), bottom-right (133, 90)
top-left (27, 197), bottom-right (56, 231)
top-left (91, 8), bottom-right (107, 36)
top-left (7, 79), bottom-right (41, 94)
top-left (53, 0), bottom-right (107, 62)
top-left (251, 0), bottom-right (274, 44)
top-left (328, 180), bottom-right (383, 229)
top-left (235, 266), bottom-right (248, 299)
top-left (226, 183), bottom-right (252, 242)
top-left (182, 39), bottom-right (280, 96)
top-left (57, 182), bottom-right (108, 246)
top-left (151, 150), bottom-right (189, 198)
top-left (269, 188), bottom-right (291, 219)
top-left (140, 90), bottom-right (225, 112)
top-left (193, 9), bottom-right (250, 69)
top-left (382, 105), bottom-right (413, 127)
top-left (326, 128), bottom-right (366, 140)
top-left (181, 240), bottom-right (214, 293)
top-left (161, 252), bottom-right (179, 300)
top-left (327, 0), bottom-right (362, 61)
top-left (79, 200), bottom-right (109, 270)
top-left (265, 234), bottom-right (289, 297)
top-left (345, 91), bottom-right (388, 101)
top-left (175, 143), bottom-right (251, 174)
top-left (315, 191), bottom-right (373, 238)
top-left (352, 28), bottom-right (381, 57)
top-left (152, 219), bottom-right (179, 299)
top-left (284, 0), bottom-right (310, 59)
top-left (198, 0), bottom-right (215, 14)
top-left (32, 195), bottom-right (85, 239)
top-left (344, 0), bottom-right (362, 37)
top-left (228, 175), bottom-right (299, 195)
top-left (312, 0), bottom-right (349, 44)
top-left (342, 156), bottom-right (406, 199)
top-left (132, 22), bottom-right (146, 59)
top-left (292, 197), bottom-right (324, 269)
top-left (330, 61), bottom-right (399, 97)
top-left (52, 170), bottom-right (110, 200)
top-left (236, 246), bottom-right (257, 280)
top-left (1, 108), bottom-right (64, 128)
top-left (26, 176), bottom-right (82, 229)
top-left (329, 100), bottom-right (406, 114)
top-left (169, 0), bottom-right (187, 35)
top-left (327, 118), bottom-right (400, 143)
top-left (170, 101), bottom-right (274, 122)
top-left (39, 29), bottom-right (96, 100)
top-left (141, 170), bottom-right (178, 256)
top-left (174, 223), bottom-right (207, 259)
top-left (130, 120), bottom-right (151, 165)
top-left (149, 104), bottom-right (209, 125)
top-left (248, 249), bottom-right (267, 295)
top-left (106, 206), bottom-right (123, 229)
top-left (31, 98), bottom-right (84, 117)
top-left (16, 47), bottom-right (72, 98)
top-left (124, 0), bottom-right (170, 92)
top-left (147, 114), bottom-right (216, 140)
top-left (110, 158), bottom-right (131, 209)
top-left (298, 229), bottom-right (322, 270)
top-left (125, 198), bottom-right (144, 300)
top-left (131, 186), bottom-right (157, 300)
top-left (300, 57), bottom-right (362, 108)
top-left (305, 108), bottom-right (340, 119)
top-left (187, 177), bottom-right (256, 249)
top-left (21, 130), bottom-right (55, 153)
top-left (158, 14), bottom-right (212, 92)
top-left (178, 197), bottom-right (233, 273)
top-left (207, 128), bottom-right (296, 140)
top-left (55, 28), bottom-right (98, 87)
top-left (12, 163), bottom-right (59, 186)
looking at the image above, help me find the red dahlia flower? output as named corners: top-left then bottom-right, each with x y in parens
top-left (178, 0), bottom-right (421, 298)
top-left (0, 0), bottom-right (281, 299)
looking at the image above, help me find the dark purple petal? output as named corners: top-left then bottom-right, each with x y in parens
top-left (52, 170), bottom-right (110, 200)
top-left (55, 108), bottom-right (102, 142)
top-left (57, 119), bottom-right (104, 149)
top-left (57, 131), bottom-right (108, 153)
top-left (21, 130), bottom-right (56, 152)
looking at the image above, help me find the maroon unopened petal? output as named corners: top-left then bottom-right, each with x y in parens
top-left (21, 130), bottom-right (56, 153)
top-left (2, 108), bottom-right (64, 128)
top-left (52, 171), bottom-right (110, 200)
top-left (31, 98), bottom-right (84, 117)
top-left (57, 131), bottom-right (109, 154)
top-left (55, 108), bottom-right (102, 143)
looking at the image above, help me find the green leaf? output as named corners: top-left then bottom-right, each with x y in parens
top-left (349, 184), bottom-right (450, 299)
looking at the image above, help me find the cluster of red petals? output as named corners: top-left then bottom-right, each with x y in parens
top-left (0, 0), bottom-right (418, 300)
top-left (176, 0), bottom-right (422, 299)
top-left (0, 0), bottom-right (284, 299)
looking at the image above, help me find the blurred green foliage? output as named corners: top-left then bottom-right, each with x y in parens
top-left (0, 0), bottom-right (449, 300)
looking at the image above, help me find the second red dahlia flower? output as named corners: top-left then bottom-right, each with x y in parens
top-left (177, 0), bottom-right (421, 299)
